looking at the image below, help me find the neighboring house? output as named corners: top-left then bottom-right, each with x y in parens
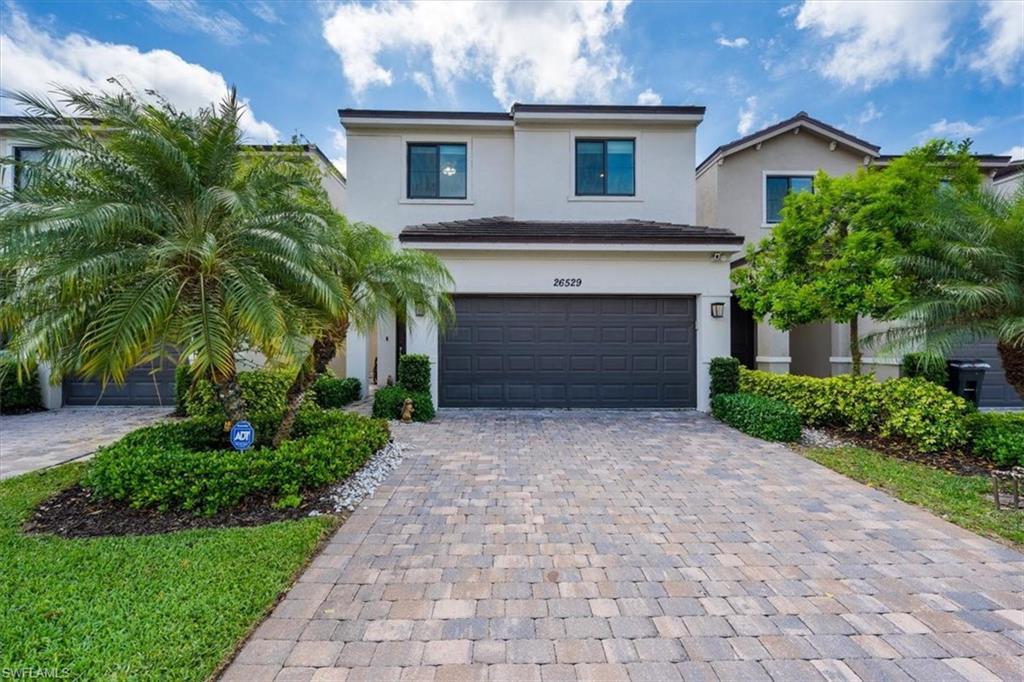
top-left (0, 118), bottom-right (347, 408)
top-left (340, 104), bottom-right (743, 411)
top-left (992, 160), bottom-right (1023, 199)
top-left (696, 111), bottom-right (1020, 408)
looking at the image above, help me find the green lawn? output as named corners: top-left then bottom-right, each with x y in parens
top-left (803, 446), bottom-right (1024, 547)
top-left (0, 464), bottom-right (336, 680)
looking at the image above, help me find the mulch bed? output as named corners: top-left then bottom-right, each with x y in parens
top-left (814, 426), bottom-right (998, 477)
top-left (24, 485), bottom-right (344, 539)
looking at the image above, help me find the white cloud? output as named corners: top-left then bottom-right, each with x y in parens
top-left (920, 118), bottom-right (985, 139)
top-left (411, 71), bottom-right (435, 98)
top-left (857, 101), bottom-right (882, 124)
top-left (795, 0), bottom-right (951, 89)
top-left (321, 0), bottom-right (633, 107)
top-left (737, 96), bottom-right (758, 135)
top-left (0, 6), bottom-right (279, 142)
top-left (1003, 145), bottom-right (1024, 161)
top-left (715, 36), bottom-right (749, 48)
top-left (249, 1), bottom-right (281, 24)
top-left (146, 0), bottom-right (246, 45)
top-left (970, 0), bottom-right (1024, 84)
top-left (778, 4), bottom-right (798, 17)
top-left (636, 88), bottom-right (662, 105)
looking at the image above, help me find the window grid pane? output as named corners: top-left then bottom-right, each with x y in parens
top-left (438, 144), bottom-right (467, 199)
top-left (575, 139), bottom-right (635, 196)
top-left (605, 140), bottom-right (634, 196)
top-left (407, 143), bottom-right (466, 199)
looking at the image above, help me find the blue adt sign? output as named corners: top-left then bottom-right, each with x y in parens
top-left (230, 420), bottom-right (255, 451)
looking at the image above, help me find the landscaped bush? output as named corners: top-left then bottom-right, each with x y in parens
top-left (173, 361), bottom-right (192, 416)
top-left (709, 357), bottom-right (741, 397)
top-left (313, 376), bottom-right (362, 409)
top-left (397, 354), bottom-right (431, 393)
top-left (711, 392), bottom-right (803, 442)
top-left (372, 385), bottom-right (435, 422)
top-left (969, 412), bottom-right (1024, 467)
top-left (901, 352), bottom-right (949, 386)
top-left (0, 361), bottom-right (42, 414)
top-left (184, 369), bottom-right (297, 418)
top-left (84, 409), bottom-right (390, 515)
top-left (738, 368), bottom-right (972, 453)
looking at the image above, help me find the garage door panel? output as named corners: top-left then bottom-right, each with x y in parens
top-left (951, 339), bottom-right (1021, 408)
top-left (440, 295), bottom-right (696, 408)
top-left (63, 360), bottom-right (177, 407)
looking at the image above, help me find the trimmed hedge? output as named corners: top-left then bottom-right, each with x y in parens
top-left (739, 368), bottom-right (973, 453)
top-left (84, 409), bottom-right (390, 515)
top-left (173, 362), bottom-right (192, 416)
top-left (372, 385), bottom-right (435, 422)
top-left (969, 412), bottom-right (1024, 467)
top-left (0, 361), bottom-right (42, 414)
top-left (313, 376), bottom-right (362, 409)
top-left (397, 354), bottom-right (431, 393)
top-left (709, 357), bottom-right (741, 397)
top-left (184, 369), bottom-right (297, 418)
top-left (901, 352), bottom-right (949, 386)
top-left (712, 392), bottom-right (803, 442)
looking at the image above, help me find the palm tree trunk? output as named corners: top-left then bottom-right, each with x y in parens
top-left (272, 318), bottom-right (349, 447)
top-left (997, 338), bottom-right (1024, 400)
top-left (849, 317), bottom-right (862, 376)
top-left (213, 371), bottom-right (247, 424)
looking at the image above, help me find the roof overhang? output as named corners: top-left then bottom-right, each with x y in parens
top-left (402, 241), bottom-right (743, 254)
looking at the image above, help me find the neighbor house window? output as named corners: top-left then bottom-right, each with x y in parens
top-left (13, 146), bottom-right (44, 193)
top-left (575, 139), bottom-right (635, 196)
top-left (765, 175), bottom-right (813, 223)
top-left (407, 143), bottom-right (467, 199)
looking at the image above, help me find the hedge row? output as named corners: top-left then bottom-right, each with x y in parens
top-left (969, 412), bottom-right (1024, 467)
top-left (178, 368), bottom-right (362, 416)
top-left (84, 409), bottom-right (390, 515)
top-left (711, 392), bottom-right (802, 442)
top-left (738, 368), bottom-right (973, 453)
top-left (373, 354), bottom-right (435, 422)
top-left (0, 361), bottom-right (42, 414)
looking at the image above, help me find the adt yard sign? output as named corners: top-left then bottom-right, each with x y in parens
top-left (230, 421), bottom-right (255, 451)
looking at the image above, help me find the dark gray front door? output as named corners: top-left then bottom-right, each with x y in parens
top-left (63, 360), bottom-right (177, 406)
top-left (439, 295), bottom-right (696, 408)
top-left (950, 339), bottom-right (1022, 409)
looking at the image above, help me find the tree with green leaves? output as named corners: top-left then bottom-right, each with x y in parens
top-left (732, 141), bottom-right (980, 375)
top-left (272, 221), bottom-right (452, 446)
top-left (0, 85), bottom-right (341, 422)
top-left (876, 187), bottom-right (1024, 399)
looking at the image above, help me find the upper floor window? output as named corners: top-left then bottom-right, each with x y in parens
top-left (575, 139), bottom-right (635, 196)
top-left (14, 146), bottom-right (44, 192)
top-left (765, 175), bottom-right (812, 224)
top-left (407, 143), bottom-right (466, 199)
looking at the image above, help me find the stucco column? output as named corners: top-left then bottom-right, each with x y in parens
top-left (345, 329), bottom-right (371, 398)
top-left (697, 294), bottom-right (730, 412)
top-left (756, 321), bottom-right (790, 374)
top-left (376, 315), bottom-right (398, 386)
top-left (405, 312), bottom-right (440, 407)
top-left (37, 362), bottom-right (63, 410)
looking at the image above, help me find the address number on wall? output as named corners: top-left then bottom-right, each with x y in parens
top-left (553, 278), bottom-right (582, 287)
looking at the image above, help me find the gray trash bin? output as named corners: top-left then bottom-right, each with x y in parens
top-left (946, 360), bottom-right (991, 406)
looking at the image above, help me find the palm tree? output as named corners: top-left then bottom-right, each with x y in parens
top-left (272, 220), bottom-right (452, 446)
top-left (878, 187), bottom-right (1024, 398)
top-left (0, 85), bottom-right (340, 422)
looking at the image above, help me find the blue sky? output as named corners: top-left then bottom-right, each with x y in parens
top-left (3, 0), bottom-right (1022, 175)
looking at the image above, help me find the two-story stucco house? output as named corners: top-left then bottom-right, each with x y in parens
top-left (340, 104), bottom-right (744, 411)
top-left (696, 111), bottom-right (1020, 409)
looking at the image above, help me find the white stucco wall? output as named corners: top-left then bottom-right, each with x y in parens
top-left (403, 248), bottom-right (734, 411)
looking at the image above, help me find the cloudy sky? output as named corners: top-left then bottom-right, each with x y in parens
top-left (2, 0), bottom-right (1022, 175)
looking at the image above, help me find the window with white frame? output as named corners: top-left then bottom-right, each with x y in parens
top-left (765, 175), bottom-right (812, 224)
top-left (407, 143), bottom-right (467, 199)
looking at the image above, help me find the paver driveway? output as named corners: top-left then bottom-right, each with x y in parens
top-left (224, 410), bottom-right (1024, 682)
top-left (0, 407), bottom-right (171, 479)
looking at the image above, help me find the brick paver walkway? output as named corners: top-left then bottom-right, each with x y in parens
top-left (224, 410), bottom-right (1024, 682)
top-left (0, 406), bottom-right (171, 479)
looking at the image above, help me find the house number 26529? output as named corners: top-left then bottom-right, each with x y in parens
top-left (553, 278), bottom-right (582, 287)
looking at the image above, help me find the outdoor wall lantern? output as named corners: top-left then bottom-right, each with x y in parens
top-left (710, 302), bottom-right (725, 319)
top-left (414, 303), bottom-right (426, 317)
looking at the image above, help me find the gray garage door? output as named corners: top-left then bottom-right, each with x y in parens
top-left (63, 360), bottom-right (177, 406)
top-left (951, 339), bottom-right (1021, 409)
top-left (439, 295), bottom-right (696, 408)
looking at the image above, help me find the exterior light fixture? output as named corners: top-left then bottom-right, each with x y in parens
top-left (710, 302), bottom-right (725, 319)
top-left (415, 303), bottom-right (426, 317)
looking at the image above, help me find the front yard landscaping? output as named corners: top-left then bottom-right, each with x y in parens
top-left (0, 464), bottom-right (336, 679)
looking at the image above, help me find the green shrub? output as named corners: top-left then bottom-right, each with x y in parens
top-left (173, 361), bottom-right (192, 416)
top-left (184, 369), bottom-right (297, 418)
top-left (397, 354), bottom-right (431, 393)
top-left (969, 412), bottom-right (1024, 467)
top-left (738, 368), bottom-right (972, 453)
top-left (84, 409), bottom-right (390, 515)
top-left (901, 352), bottom-right (949, 386)
top-left (712, 392), bottom-right (803, 442)
top-left (313, 376), bottom-right (361, 408)
top-left (0, 361), bottom-right (42, 414)
top-left (709, 357), bottom-right (741, 397)
top-left (372, 385), bottom-right (435, 422)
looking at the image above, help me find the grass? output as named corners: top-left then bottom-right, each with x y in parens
top-left (0, 464), bottom-right (336, 680)
top-left (803, 446), bottom-right (1024, 548)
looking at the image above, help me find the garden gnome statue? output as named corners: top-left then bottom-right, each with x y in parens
top-left (401, 398), bottom-right (414, 423)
